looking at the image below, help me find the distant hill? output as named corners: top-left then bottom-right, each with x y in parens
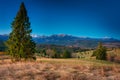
top-left (0, 39), bottom-right (5, 51)
top-left (0, 34), bottom-right (8, 51)
top-left (32, 34), bottom-right (120, 48)
top-left (0, 34), bottom-right (120, 49)
top-left (0, 34), bottom-right (8, 41)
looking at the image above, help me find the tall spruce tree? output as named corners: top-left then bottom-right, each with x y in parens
top-left (6, 2), bottom-right (36, 61)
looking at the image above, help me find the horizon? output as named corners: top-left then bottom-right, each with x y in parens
top-left (0, 0), bottom-right (120, 39)
top-left (0, 33), bottom-right (118, 40)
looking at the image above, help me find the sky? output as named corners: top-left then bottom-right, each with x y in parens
top-left (0, 0), bottom-right (120, 39)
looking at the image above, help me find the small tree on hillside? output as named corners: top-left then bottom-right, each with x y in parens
top-left (5, 2), bottom-right (36, 61)
top-left (62, 50), bottom-right (71, 58)
top-left (93, 42), bottom-right (107, 60)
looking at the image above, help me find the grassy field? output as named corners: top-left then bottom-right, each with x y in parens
top-left (0, 58), bottom-right (120, 80)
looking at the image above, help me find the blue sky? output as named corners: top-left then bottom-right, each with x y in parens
top-left (0, 0), bottom-right (120, 39)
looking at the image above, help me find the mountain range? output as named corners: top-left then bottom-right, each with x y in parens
top-left (0, 34), bottom-right (120, 49)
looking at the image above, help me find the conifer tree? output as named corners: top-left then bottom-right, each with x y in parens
top-left (62, 50), bottom-right (71, 58)
top-left (6, 2), bottom-right (36, 61)
top-left (93, 42), bottom-right (107, 60)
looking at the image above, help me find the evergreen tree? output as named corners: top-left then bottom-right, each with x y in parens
top-left (93, 42), bottom-right (107, 60)
top-left (5, 2), bottom-right (36, 61)
top-left (62, 50), bottom-right (71, 58)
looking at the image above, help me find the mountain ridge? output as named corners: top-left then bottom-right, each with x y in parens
top-left (0, 34), bottom-right (119, 40)
top-left (31, 34), bottom-right (120, 48)
top-left (0, 34), bottom-right (120, 48)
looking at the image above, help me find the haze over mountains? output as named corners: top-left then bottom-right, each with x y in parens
top-left (0, 34), bottom-right (120, 48)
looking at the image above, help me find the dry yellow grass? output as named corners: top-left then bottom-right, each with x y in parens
top-left (107, 48), bottom-right (120, 63)
top-left (0, 52), bottom-right (6, 55)
top-left (0, 52), bottom-right (10, 61)
top-left (0, 58), bottom-right (120, 80)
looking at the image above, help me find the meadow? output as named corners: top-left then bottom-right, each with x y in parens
top-left (0, 57), bottom-right (120, 80)
top-left (0, 48), bottom-right (120, 80)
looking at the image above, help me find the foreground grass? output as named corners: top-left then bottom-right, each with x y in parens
top-left (0, 58), bottom-right (120, 80)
